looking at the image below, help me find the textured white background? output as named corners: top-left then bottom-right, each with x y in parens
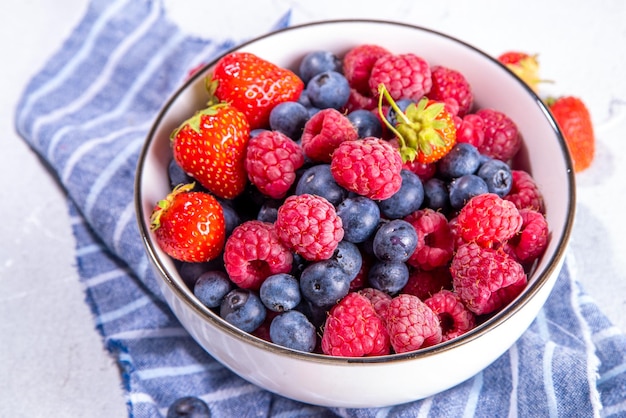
top-left (2, 0), bottom-right (625, 416)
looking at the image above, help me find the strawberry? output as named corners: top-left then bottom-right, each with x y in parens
top-left (497, 51), bottom-right (542, 92)
top-left (150, 183), bottom-right (226, 263)
top-left (377, 84), bottom-right (456, 164)
top-left (207, 51), bottom-right (304, 130)
top-left (171, 102), bottom-right (250, 199)
top-left (546, 96), bottom-right (595, 172)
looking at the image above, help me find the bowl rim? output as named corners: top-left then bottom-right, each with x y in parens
top-left (134, 18), bottom-right (576, 365)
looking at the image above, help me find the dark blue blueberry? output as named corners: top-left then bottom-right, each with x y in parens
top-left (347, 109), bottom-right (383, 138)
top-left (177, 261), bottom-right (224, 289)
top-left (193, 271), bottom-right (233, 308)
top-left (299, 50), bottom-right (342, 84)
top-left (220, 289), bottom-right (266, 333)
top-left (269, 310), bottom-right (317, 352)
top-left (295, 299), bottom-right (328, 328)
top-left (256, 199), bottom-right (282, 223)
top-left (448, 174), bottom-right (489, 210)
top-left (437, 142), bottom-right (481, 179)
top-left (372, 219), bottom-right (418, 262)
top-left (330, 241), bottom-right (363, 281)
top-left (477, 158), bottom-right (513, 197)
top-left (378, 169), bottom-right (424, 219)
top-left (385, 98), bottom-right (414, 126)
top-left (306, 70), bottom-right (350, 110)
top-left (216, 198), bottom-right (241, 237)
top-left (166, 396), bottom-right (211, 418)
top-left (295, 164), bottom-right (348, 206)
top-left (269, 101), bottom-right (309, 141)
top-left (423, 177), bottom-right (451, 212)
top-left (168, 158), bottom-right (192, 189)
top-left (299, 259), bottom-right (351, 308)
top-left (336, 196), bottom-right (381, 243)
top-left (368, 260), bottom-right (410, 295)
top-left (259, 273), bottom-right (301, 312)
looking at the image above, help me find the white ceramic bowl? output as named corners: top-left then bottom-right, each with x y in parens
top-left (135, 20), bottom-right (575, 408)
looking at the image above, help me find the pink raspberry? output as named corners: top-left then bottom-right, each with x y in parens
top-left (475, 108), bottom-right (521, 161)
top-left (404, 208), bottom-right (454, 270)
top-left (456, 193), bottom-right (523, 248)
top-left (448, 216), bottom-right (466, 249)
top-left (321, 292), bottom-right (390, 357)
top-left (343, 44), bottom-right (391, 96)
top-left (427, 65), bottom-right (474, 117)
top-left (301, 108), bottom-right (359, 163)
top-left (402, 159), bottom-right (437, 182)
top-left (358, 287), bottom-right (392, 322)
top-left (504, 170), bottom-right (546, 214)
top-left (424, 289), bottom-right (476, 342)
top-left (223, 221), bottom-right (293, 290)
top-left (450, 242), bottom-right (527, 315)
top-left (503, 208), bottom-right (549, 264)
top-left (385, 294), bottom-right (442, 353)
top-left (275, 194), bottom-right (344, 261)
top-left (455, 113), bottom-right (485, 148)
top-left (368, 53), bottom-right (432, 102)
top-left (245, 130), bottom-right (305, 199)
top-left (401, 266), bottom-right (453, 301)
top-left (344, 88), bottom-right (377, 112)
top-left (330, 137), bottom-right (403, 200)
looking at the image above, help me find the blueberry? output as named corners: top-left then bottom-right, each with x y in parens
top-left (378, 169), bottom-right (424, 219)
top-left (168, 158), bottom-right (192, 189)
top-left (299, 259), bottom-right (351, 307)
top-left (385, 98), bottom-right (414, 126)
top-left (193, 271), bottom-right (233, 308)
top-left (448, 174), bottom-right (489, 210)
top-left (217, 198), bottom-right (241, 237)
top-left (257, 199), bottom-right (281, 223)
top-left (295, 299), bottom-right (328, 328)
top-left (330, 240), bottom-right (363, 281)
top-left (295, 164), bottom-right (348, 206)
top-left (372, 219), bottom-right (418, 262)
top-left (336, 196), bottom-right (380, 243)
top-left (347, 109), bottom-right (383, 138)
top-left (299, 50), bottom-right (342, 84)
top-left (269, 310), bottom-right (317, 352)
top-left (220, 289), bottom-right (266, 333)
top-left (368, 260), bottom-right (410, 295)
top-left (423, 177), bottom-right (450, 212)
top-left (177, 261), bottom-right (224, 289)
top-left (269, 101), bottom-right (309, 140)
top-left (259, 273), bottom-right (301, 312)
top-left (437, 142), bottom-right (481, 179)
top-left (166, 396), bottom-right (211, 418)
top-left (306, 70), bottom-right (350, 110)
top-left (477, 158), bottom-right (513, 197)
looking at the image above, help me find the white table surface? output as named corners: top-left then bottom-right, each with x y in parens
top-left (2, 1), bottom-right (625, 417)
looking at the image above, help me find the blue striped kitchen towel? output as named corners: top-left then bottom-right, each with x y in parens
top-left (15, 0), bottom-right (626, 417)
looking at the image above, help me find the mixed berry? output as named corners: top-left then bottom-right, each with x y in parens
top-left (150, 44), bottom-right (551, 358)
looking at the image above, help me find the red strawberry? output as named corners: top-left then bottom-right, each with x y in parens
top-left (546, 96), bottom-right (595, 172)
top-left (208, 51), bottom-right (304, 130)
top-left (150, 184), bottom-right (226, 263)
top-left (497, 51), bottom-right (542, 92)
top-left (378, 84), bottom-right (457, 164)
top-left (171, 102), bottom-right (250, 199)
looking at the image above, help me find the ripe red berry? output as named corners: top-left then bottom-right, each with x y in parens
top-left (300, 108), bottom-right (359, 163)
top-left (343, 44), bottom-right (392, 96)
top-left (427, 65), bottom-right (474, 117)
top-left (504, 169), bottom-right (546, 214)
top-left (404, 208), bottom-right (454, 270)
top-left (401, 266), bottom-right (453, 301)
top-left (368, 53), bottom-right (432, 102)
top-left (503, 208), bottom-right (549, 264)
top-left (424, 289), bottom-right (476, 342)
top-left (385, 293), bottom-right (442, 353)
top-left (475, 108), bottom-right (521, 162)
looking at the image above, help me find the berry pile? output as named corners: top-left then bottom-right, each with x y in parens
top-left (151, 45), bottom-right (551, 357)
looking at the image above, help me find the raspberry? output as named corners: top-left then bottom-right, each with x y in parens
top-left (385, 293), bottom-right (442, 353)
top-left (456, 193), bottom-right (523, 248)
top-left (344, 88), bottom-right (377, 112)
top-left (402, 159), bottom-right (436, 182)
top-left (245, 130), bottom-right (305, 199)
top-left (223, 220), bottom-right (293, 290)
top-left (330, 137), bottom-right (403, 200)
top-left (427, 65), bottom-right (474, 117)
top-left (475, 108), bottom-right (521, 161)
top-left (342, 44), bottom-right (391, 96)
top-left (424, 289), bottom-right (476, 342)
top-left (504, 169), bottom-right (546, 213)
top-left (503, 208), bottom-right (549, 264)
top-left (401, 266), bottom-right (453, 300)
top-left (301, 108), bottom-right (359, 163)
top-left (450, 242), bottom-right (527, 315)
top-left (368, 53), bottom-right (432, 102)
top-left (404, 209), bottom-right (454, 270)
top-left (321, 292), bottom-right (390, 357)
top-left (349, 254), bottom-right (371, 291)
top-left (358, 287), bottom-right (392, 322)
top-left (455, 113), bottom-right (485, 148)
top-left (275, 194), bottom-right (344, 261)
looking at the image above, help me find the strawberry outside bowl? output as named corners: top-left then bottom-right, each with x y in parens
top-left (134, 20), bottom-right (576, 408)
